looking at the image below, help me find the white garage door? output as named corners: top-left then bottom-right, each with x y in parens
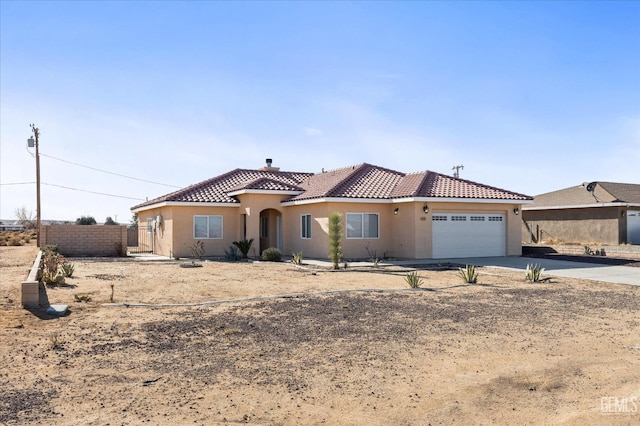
top-left (628, 210), bottom-right (640, 245)
top-left (432, 213), bottom-right (506, 258)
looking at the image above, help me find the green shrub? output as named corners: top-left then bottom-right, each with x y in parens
top-left (232, 239), bottom-right (254, 258)
top-left (583, 245), bottom-right (593, 255)
top-left (459, 264), bottom-right (478, 284)
top-left (328, 212), bottom-right (342, 269)
top-left (525, 263), bottom-right (544, 283)
top-left (225, 245), bottom-right (241, 261)
top-left (292, 251), bottom-right (303, 265)
top-left (262, 247), bottom-right (282, 262)
top-left (405, 271), bottom-right (423, 288)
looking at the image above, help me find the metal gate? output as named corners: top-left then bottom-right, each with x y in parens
top-left (127, 226), bottom-right (154, 253)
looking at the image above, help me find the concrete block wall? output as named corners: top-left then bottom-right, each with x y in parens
top-left (40, 225), bottom-right (128, 256)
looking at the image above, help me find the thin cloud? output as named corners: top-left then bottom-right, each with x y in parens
top-left (303, 127), bottom-right (323, 137)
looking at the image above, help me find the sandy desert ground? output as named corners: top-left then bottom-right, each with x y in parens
top-left (1, 245), bottom-right (639, 425)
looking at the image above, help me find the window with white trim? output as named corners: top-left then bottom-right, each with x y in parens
top-left (346, 213), bottom-right (379, 239)
top-left (194, 215), bottom-right (223, 239)
top-left (301, 214), bottom-right (311, 239)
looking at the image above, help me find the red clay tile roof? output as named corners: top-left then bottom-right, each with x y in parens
top-left (528, 182), bottom-right (640, 208)
top-left (132, 164), bottom-right (531, 210)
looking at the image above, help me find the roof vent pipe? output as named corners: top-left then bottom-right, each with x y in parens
top-left (266, 158), bottom-right (273, 168)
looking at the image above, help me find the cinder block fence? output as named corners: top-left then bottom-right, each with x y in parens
top-left (40, 225), bottom-right (127, 257)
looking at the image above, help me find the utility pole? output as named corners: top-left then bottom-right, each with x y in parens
top-left (452, 164), bottom-right (464, 178)
top-left (28, 124), bottom-right (41, 247)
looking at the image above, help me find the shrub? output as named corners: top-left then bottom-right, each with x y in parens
top-left (405, 271), bottom-right (423, 288)
top-left (61, 263), bottom-right (75, 278)
top-left (104, 216), bottom-right (118, 225)
top-left (225, 245), bottom-right (241, 261)
top-left (262, 247), bottom-right (282, 262)
top-left (232, 239), bottom-right (254, 258)
top-left (328, 212), bottom-right (342, 269)
top-left (74, 294), bottom-right (91, 302)
top-left (583, 245), bottom-right (593, 255)
top-left (8, 236), bottom-right (23, 246)
top-left (186, 240), bottom-right (205, 260)
top-left (292, 251), bottom-right (303, 265)
top-left (525, 263), bottom-right (545, 283)
top-left (459, 264), bottom-right (478, 284)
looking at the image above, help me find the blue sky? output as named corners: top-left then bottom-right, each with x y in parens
top-left (1, 1), bottom-right (638, 222)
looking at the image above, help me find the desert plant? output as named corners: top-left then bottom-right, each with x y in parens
top-left (225, 245), bottom-right (241, 261)
top-left (583, 245), bottom-right (593, 255)
top-left (115, 242), bottom-right (126, 257)
top-left (364, 243), bottom-right (379, 266)
top-left (232, 238), bottom-right (254, 258)
top-left (110, 283), bottom-right (115, 303)
top-left (104, 216), bottom-right (118, 225)
top-left (459, 264), bottom-right (478, 284)
top-left (186, 240), bottom-right (205, 260)
top-left (61, 263), bottom-right (75, 278)
top-left (405, 271), bottom-right (423, 288)
top-left (74, 293), bottom-right (92, 302)
top-left (291, 251), bottom-right (304, 265)
top-left (328, 212), bottom-right (343, 269)
top-left (41, 250), bottom-right (66, 285)
top-left (525, 263), bottom-right (545, 283)
top-left (262, 247), bottom-right (282, 262)
top-left (50, 333), bottom-right (63, 350)
top-left (15, 206), bottom-right (36, 229)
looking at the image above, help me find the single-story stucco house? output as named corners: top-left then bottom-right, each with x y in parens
top-left (522, 181), bottom-right (640, 245)
top-left (131, 160), bottom-right (532, 260)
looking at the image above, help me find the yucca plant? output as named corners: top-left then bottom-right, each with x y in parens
top-left (233, 238), bottom-right (254, 259)
top-left (61, 263), bottom-right (75, 278)
top-left (328, 212), bottom-right (343, 269)
top-left (405, 271), bottom-right (423, 288)
top-left (525, 263), bottom-right (545, 283)
top-left (459, 264), bottom-right (478, 284)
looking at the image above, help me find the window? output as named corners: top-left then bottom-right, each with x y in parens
top-left (301, 214), bottom-right (311, 239)
top-left (470, 216), bottom-right (485, 221)
top-left (488, 216), bottom-right (503, 222)
top-left (451, 215), bottom-right (467, 221)
top-left (346, 213), bottom-right (379, 239)
top-left (432, 215), bottom-right (448, 221)
top-left (260, 216), bottom-right (269, 238)
top-left (146, 218), bottom-right (153, 233)
top-left (194, 215), bottom-right (223, 239)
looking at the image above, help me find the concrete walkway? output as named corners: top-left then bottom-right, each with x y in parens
top-left (306, 257), bottom-right (640, 286)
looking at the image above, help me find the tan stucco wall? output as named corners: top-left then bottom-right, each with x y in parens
top-left (522, 207), bottom-right (625, 245)
top-left (135, 197), bottom-right (524, 259)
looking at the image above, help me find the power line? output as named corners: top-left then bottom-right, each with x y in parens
top-left (0, 181), bottom-right (145, 201)
top-left (41, 183), bottom-right (145, 201)
top-left (39, 152), bottom-right (181, 188)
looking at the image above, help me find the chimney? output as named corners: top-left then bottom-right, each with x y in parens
top-left (259, 158), bottom-right (280, 172)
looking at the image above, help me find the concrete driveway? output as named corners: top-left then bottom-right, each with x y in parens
top-left (422, 256), bottom-right (640, 287)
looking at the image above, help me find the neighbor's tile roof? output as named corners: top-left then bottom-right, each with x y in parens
top-left (529, 182), bottom-right (640, 208)
top-left (132, 163), bottom-right (531, 210)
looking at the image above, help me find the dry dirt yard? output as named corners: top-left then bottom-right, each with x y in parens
top-left (1, 245), bottom-right (639, 425)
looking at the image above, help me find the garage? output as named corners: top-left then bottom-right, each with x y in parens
top-left (628, 210), bottom-right (640, 245)
top-left (432, 213), bottom-right (506, 258)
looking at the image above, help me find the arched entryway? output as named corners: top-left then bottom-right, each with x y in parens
top-left (259, 208), bottom-right (282, 255)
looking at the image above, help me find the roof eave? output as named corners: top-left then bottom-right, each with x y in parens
top-left (227, 189), bottom-right (304, 197)
top-left (132, 201), bottom-right (239, 212)
top-left (523, 202), bottom-right (640, 211)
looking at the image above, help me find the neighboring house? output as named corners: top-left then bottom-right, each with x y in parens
top-left (131, 161), bottom-right (532, 260)
top-left (522, 182), bottom-right (640, 245)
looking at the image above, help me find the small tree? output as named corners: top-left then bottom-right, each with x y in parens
top-left (76, 216), bottom-right (97, 225)
top-left (328, 212), bottom-right (342, 269)
top-left (104, 216), bottom-right (118, 225)
top-left (15, 206), bottom-right (36, 229)
top-left (130, 212), bottom-right (139, 227)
